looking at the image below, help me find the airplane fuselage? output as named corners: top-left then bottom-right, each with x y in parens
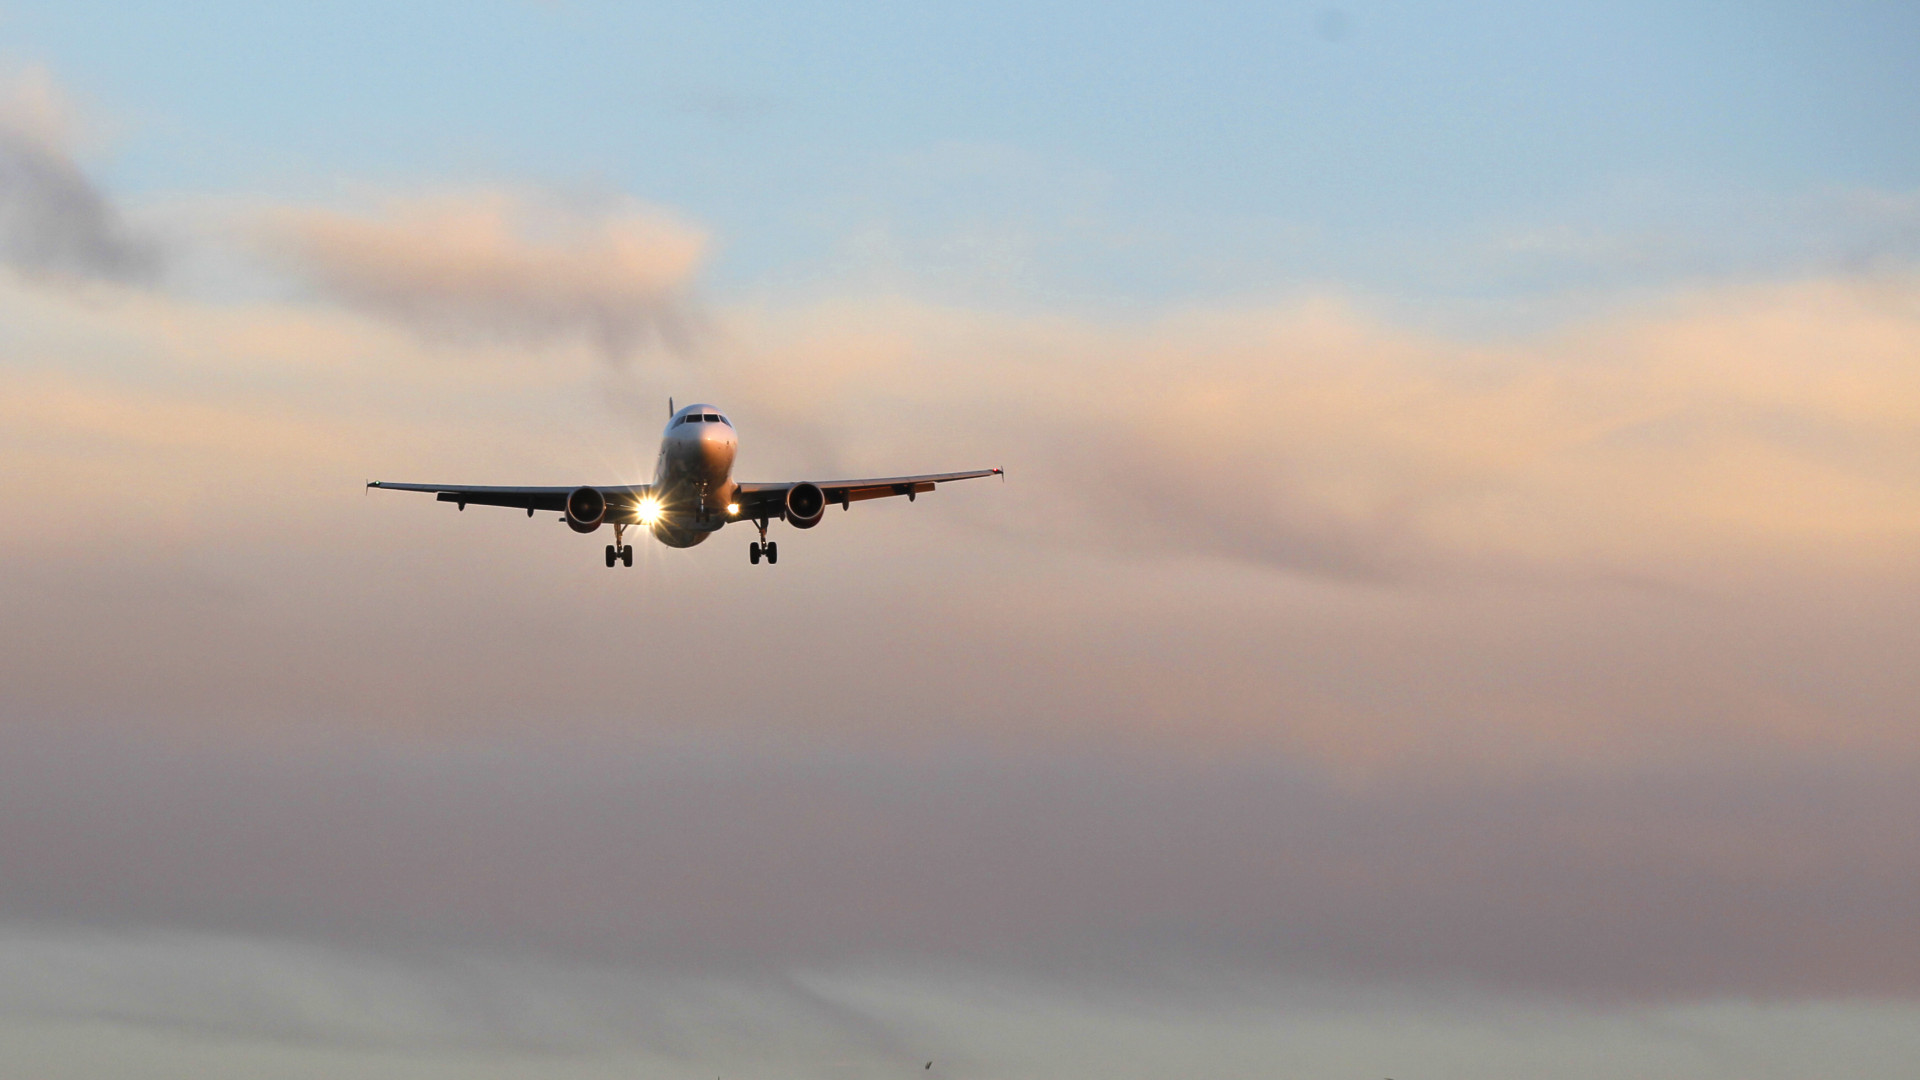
top-left (650, 403), bottom-right (739, 547)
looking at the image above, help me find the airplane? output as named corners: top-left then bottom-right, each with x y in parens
top-left (368, 401), bottom-right (1001, 566)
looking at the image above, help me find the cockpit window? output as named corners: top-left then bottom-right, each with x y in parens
top-left (669, 416), bottom-right (684, 428)
top-left (714, 414), bottom-right (730, 425)
top-left (688, 414), bottom-right (706, 423)
top-left (703, 413), bottom-right (721, 423)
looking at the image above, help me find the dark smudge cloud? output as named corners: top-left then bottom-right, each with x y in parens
top-left (256, 191), bottom-right (705, 363)
top-left (0, 74), bottom-right (159, 284)
top-left (0, 726), bottom-right (1915, 1002)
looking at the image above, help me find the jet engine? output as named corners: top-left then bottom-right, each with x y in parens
top-left (784, 482), bottom-right (826, 529)
top-left (565, 486), bottom-right (608, 533)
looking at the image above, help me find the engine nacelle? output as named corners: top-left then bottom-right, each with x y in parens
top-left (785, 482), bottom-right (826, 529)
top-left (565, 486), bottom-right (607, 533)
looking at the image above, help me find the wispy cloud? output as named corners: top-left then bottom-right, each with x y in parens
top-left (0, 67), bottom-right (160, 284)
top-left (256, 190), bottom-right (706, 362)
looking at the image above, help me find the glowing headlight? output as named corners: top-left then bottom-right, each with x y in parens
top-left (726, 503), bottom-right (740, 516)
top-left (637, 498), bottom-right (662, 525)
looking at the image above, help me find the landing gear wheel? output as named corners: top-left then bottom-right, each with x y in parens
top-left (749, 542), bottom-right (762, 564)
top-left (764, 541), bottom-right (778, 565)
top-left (605, 545), bottom-right (617, 568)
top-left (621, 545), bottom-right (633, 567)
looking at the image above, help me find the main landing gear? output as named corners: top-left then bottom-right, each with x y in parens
top-left (605, 523), bottom-right (634, 568)
top-left (748, 518), bottom-right (777, 565)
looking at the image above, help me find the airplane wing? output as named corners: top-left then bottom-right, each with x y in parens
top-left (731, 469), bottom-right (1001, 520)
top-left (366, 481), bottom-right (652, 513)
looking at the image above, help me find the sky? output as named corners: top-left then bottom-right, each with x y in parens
top-left (2, 2), bottom-right (1919, 1077)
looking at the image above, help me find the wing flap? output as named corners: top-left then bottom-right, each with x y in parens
top-left (433, 489), bottom-right (568, 512)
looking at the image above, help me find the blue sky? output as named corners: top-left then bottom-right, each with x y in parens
top-left (12, 1), bottom-right (1918, 306)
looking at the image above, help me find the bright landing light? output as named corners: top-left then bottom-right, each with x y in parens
top-left (726, 503), bottom-right (740, 515)
top-left (637, 498), bottom-right (662, 525)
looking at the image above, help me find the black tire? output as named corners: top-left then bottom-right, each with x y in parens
top-left (765, 541), bottom-right (778, 565)
top-left (749, 542), bottom-right (761, 564)
top-left (605, 545), bottom-right (617, 568)
top-left (621, 545), bottom-right (634, 567)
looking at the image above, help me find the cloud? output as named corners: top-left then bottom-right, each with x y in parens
top-left (257, 190), bottom-right (707, 362)
top-left (4, 938), bottom-right (1920, 1080)
top-left (6, 272), bottom-right (1920, 766)
top-left (711, 278), bottom-right (1920, 583)
top-left (0, 67), bottom-right (160, 284)
top-left (1468, 184), bottom-right (1920, 298)
top-left (0, 728), bottom-right (1915, 1003)
top-left (5, 265), bottom-right (1920, 1015)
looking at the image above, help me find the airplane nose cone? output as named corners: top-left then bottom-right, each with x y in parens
top-left (699, 425), bottom-right (736, 466)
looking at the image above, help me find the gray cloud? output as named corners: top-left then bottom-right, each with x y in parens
top-left (257, 190), bottom-right (706, 362)
top-left (1034, 420), bottom-right (1428, 581)
top-left (0, 726), bottom-right (1916, 1003)
top-left (0, 927), bottom-right (926, 1065)
top-left (0, 71), bottom-right (159, 284)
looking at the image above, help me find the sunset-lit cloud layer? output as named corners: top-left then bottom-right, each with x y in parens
top-left (8, 210), bottom-right (1920, 998)
top-left (3, 4), bottom-right (1919, 1077)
